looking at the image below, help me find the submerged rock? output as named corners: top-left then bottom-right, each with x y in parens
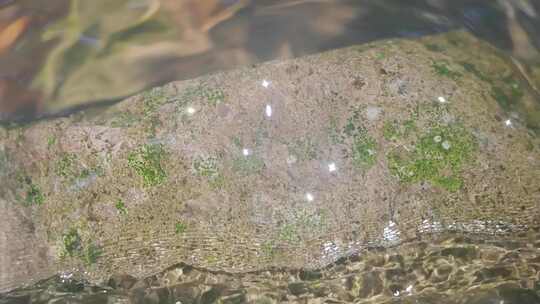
top-left (0, 30), bottom-right (539, 292)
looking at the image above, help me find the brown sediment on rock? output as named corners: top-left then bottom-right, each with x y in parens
top-left (0, 30), bottom-right (539, 292)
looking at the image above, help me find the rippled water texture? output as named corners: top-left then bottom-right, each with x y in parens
top-left (2, 232), bottom-right (540, 303)
top-left (0, 0), bottom-right (539, 120)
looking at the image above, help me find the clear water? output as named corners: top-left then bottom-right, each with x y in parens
top-left (0, 0), bottom-right (539, 120)
top-left (2, 232), bottom-right (540, 303)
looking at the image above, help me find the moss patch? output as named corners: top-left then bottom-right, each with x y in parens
top-left (62, 228), bottom-right (82, 257)
top-left (175, 84), bottom-right (226, 108)
top-left (175, 222), bottom-right (187, 234)
top-left (277, 209), bottom-right (327, 244)
top-left (0, 150), bottom-right (6, 174)
top-left (432, 61), bottom-right (461, 80)
top-left (383, 118), bottom-right (417, 141)
top-left (203, 88), bottom-right (225, 106)
top-left (343, 116), bottom-right (358, 137)
top-left (342, 109), bottom-right (378, 170)
top-left (140, 88), bottom-right (169, 134)
top-left (55, 154), bottom-right (102, 184)
top-left (232, 155), bottom-right (265, 176)
top-left (403, 119), bottom-right (417, 136)
top-left (278, 224), bottom-right (300, 243)
top-left (254, 125), bottom-right (269, 146)
top-left (231, 136), bottom-right (242, 148)
top-left (459, 62), bottom-right (491, 83)
top-left (387, 125), bottom-right (475, 192)
top-left (128, 144), bottom-right (167, 187)
top-left (455, 61), bottom-right (529, 120)
top-left (288, 138), bottom-right (319, 161)
top-left (383, 121), bottom-right (399, 141)
top-left (327, 117), bottom-right (343, 144)
top-left (425, 43), bottom-right (445, 52)
top-left (61, 228), bottom-right (101, 265)
top-left (83, 243), bottom-right (102, 265)
top-left (261, 241), bottom-right (276, 258)
top-left (490, 77), bottom-right (524, 111)
top-left (47, 136), bottom-right (57, 149)
top-left (193, 156), bottom-right (219, 177)
top-left (491, 87), bottom-right (512, 110)
top-left (204, 254), bottom-right (219, 265)
top-left (506, 77), bottom-right (524, 99)
top-left (25, 183), bottom-right (44, 206)
top-left (142, 87), bottom-right (168, 114)
top-left (115, 199), bottom-right (127, 215)
top-left (352, 135), bottom-right (377, 169)
top-left (56, 153), bottom-right (77, 178)
top-left (16, 174), bottom-right (45, 206)
top-left (110, 112), bottom-right (140, 128)
top-left (193, 156), bottom-right (224, 189)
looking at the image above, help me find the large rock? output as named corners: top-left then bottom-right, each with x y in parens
top-left (0, 30), bottom-right (539, 292)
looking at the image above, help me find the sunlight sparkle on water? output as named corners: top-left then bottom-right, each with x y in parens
top-left (186, 106), bottom-right (196, 115)
top-left (442, 140), bottom-right (451, 150)
top-left (383, 221), bottom-right (400, 243)
top-left (406, 285), bottom-right (413, 294)
top-left (265, 104), bottom-right (273, 117)
top-left (328, 162), bottom-right (337, 172)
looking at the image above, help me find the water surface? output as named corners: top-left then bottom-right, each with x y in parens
top-left (0, 0), bottom-right (539, 120)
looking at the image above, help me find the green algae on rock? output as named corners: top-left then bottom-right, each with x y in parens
top-left (127, 144), bottom-right (167, 187)
top-left (0, 30), bottom-right (539, 292)
top-left (24, 183), bottom-right (45, 206)
top-left (55, 153), bottom-right (77, 178)
top-left (174, 222), bottom-right (187, 234)
top-left (387, 124), bottom-right (475, 192)
top-left (62, 228), bottom-right (83, 258)
top-left (115, 199), bottom-right (128, 215)
top-left (61, 228), bottom-right (102, 266)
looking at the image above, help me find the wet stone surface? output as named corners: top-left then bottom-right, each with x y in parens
top-left (0, 30), bottom-right (539, 294)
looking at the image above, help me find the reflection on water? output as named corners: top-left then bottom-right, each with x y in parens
top-left (0, 0), bottom-right (539, 120)
top-left (2, 231), bottom-right (539, 303)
